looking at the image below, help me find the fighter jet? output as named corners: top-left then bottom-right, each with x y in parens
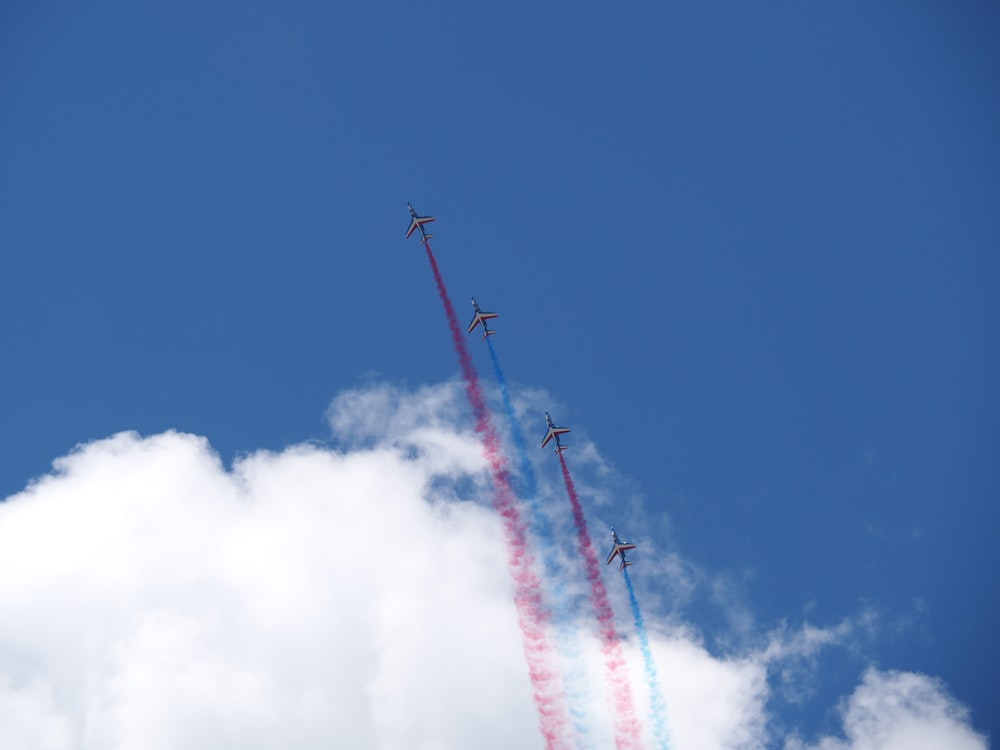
top-left (606, 528), bottom-right (637, 571)
top-left (405, 202), bottom-right (435, 240)
top-left (467, 297), bottom-right (498, 340)
top-left (540, 411), bottom-right (571, 454)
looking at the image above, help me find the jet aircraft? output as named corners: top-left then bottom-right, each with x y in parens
top-left (405, 202), bottom-right (435, 240)
top-left (606, 528), bottom-right (637, 571)
top-left (467, 297), bottom-right (498, 340)
top-left (540, 411), bottom-right (571, 454)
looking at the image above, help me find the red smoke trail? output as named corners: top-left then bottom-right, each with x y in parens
top-left (422, 240), bottom-right (570, 750)
top-left (558, 452), bottom-right (643, 750)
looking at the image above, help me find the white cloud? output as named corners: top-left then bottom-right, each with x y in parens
top-left (654, 634), bottom-right (769, 749)
top-left (760, 608), bottom-right (879, 705)
top-left (0, 676), bottom-right (73, 750)
top-left (786, 668), bottom-right (988, 750)
top-left (0, 382), bottom-right (986, 749)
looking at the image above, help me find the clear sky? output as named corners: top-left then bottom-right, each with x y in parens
top-left (1, 2), bottom-right (997, 747)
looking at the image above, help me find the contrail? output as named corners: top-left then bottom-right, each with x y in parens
top-left (419, 236), bottom-right (571, 749)
top-left (557, 452), bottom-right (643, 749)
top-left (624, 567), bottom-right (671, 749)
top-left (485, 337), bottom-right (598, 747)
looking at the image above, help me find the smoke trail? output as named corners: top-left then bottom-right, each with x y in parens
top-left (485, 338), bottom-right (538, 499)
top-left (624, 567), bottom-right (671, 749)
top-left (486, 338), bottom-right (598, 747)
top-left (421, 239), bottom-right (571, 750)
top-left (557, 453), bottom-right (643, 750)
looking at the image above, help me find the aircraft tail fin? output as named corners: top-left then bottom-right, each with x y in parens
top-left (481, 329), bottom-right (497, 341)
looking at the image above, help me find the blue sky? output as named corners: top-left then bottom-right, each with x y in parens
top-left (1, 1), bottom-right (997, 746)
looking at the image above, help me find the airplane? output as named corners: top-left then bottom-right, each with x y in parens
top-left (467, 297), bottom-right (498, 340)
top-left (405, 202), bottom-right (435, 240)
top-left (606, 528), bottom-right (637, 571)
top-left (540, 411), bottom-right (570, 454)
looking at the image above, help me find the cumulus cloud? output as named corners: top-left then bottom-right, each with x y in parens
top-left (0, 381), bottom-right (986, 749)
top-left (786, 668), bottom-right (988, 750)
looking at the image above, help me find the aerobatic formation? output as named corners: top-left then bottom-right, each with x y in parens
top-left (405, 204), bottom-right (670, 750)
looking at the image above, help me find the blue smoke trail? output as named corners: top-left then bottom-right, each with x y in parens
top-left (623, 567), bottom-right (671, 749)
top-left (485, 338), bottom-right (539, 500)
top-left (485, 338), bottom-right (598, 749)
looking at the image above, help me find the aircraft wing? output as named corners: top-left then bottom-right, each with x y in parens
top-left (541, 426), bottom-right (570, 448)
top-left (467, 311), bottom-right (498, 334)
top-left (606, 543), bottom-right (636, 566)
top-left (405, 216), bottom-right (435, 239)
